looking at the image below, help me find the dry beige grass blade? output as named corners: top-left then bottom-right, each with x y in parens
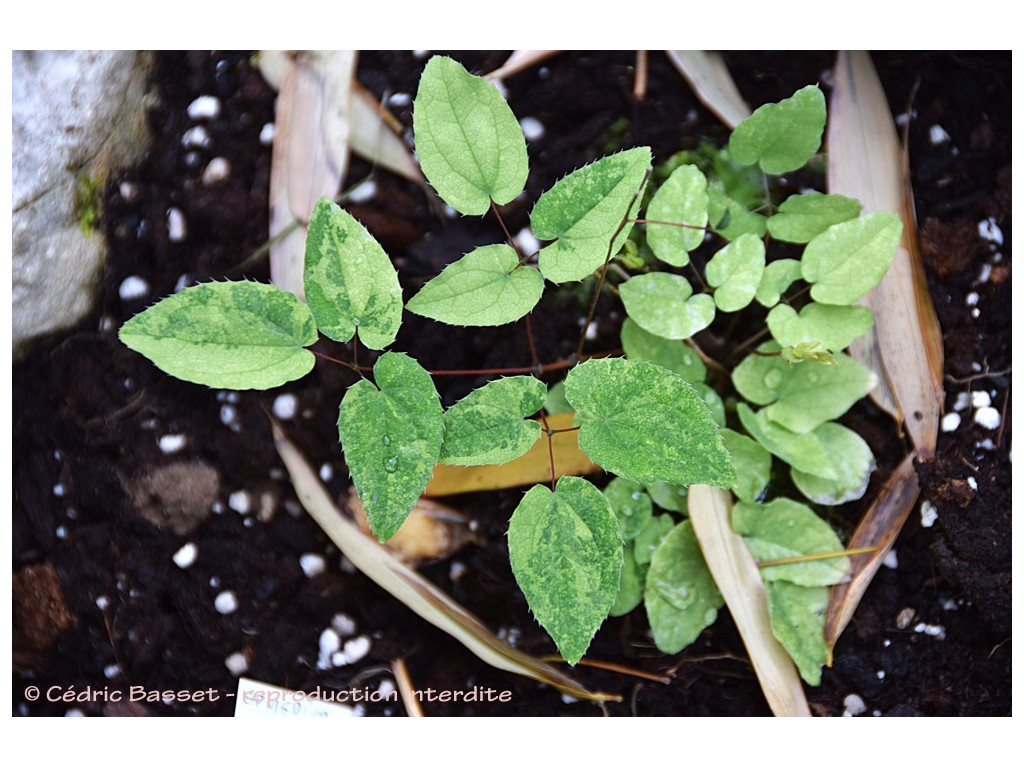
top-left (688, 485), bottom-right (811, 716)
top-left (272, 421), bottom-right (617, 703)
top-left (664, 51), bottom-right (751, 130)
top-left (425, 411), bottom-right (599, 496)
top-left (827, 51), bottom-right (944, 460)
top-left (825, 454), bottom-right (920, 663)
top-left (484, 51), bottom-right (560, 82)
top-left (261, 51), bottom-right (356, 296)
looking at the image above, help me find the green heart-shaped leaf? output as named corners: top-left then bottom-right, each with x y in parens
top-left (729, 85), bottom-right (826, 174)
top-left (620, 273), bottom-right (715, 341)
top-left (439, 375), bottom-right (545, 466)
top-left (609, 542), bottom-right (647, 618)
top-left (755, 259), bottom-right (803, 308)
top-left (645, 520), bottom-right (723, 654)
top-left (337, 352), bottom-right (444, 541)
top-left (304, 197), bottom-right (402, 349)
top-left (708, 185), bottom-right (768, 240)
top-left (634, 513), bottom-right (675, 564)
top-left (733, 345), bottom-right (877, 433)
top-left (766, 302), bottom-right (874, 353)
top-left (603, 477), bottom-right (653, 541)
top-left (508, 476), bottom-right (622, 665)
top-left (721, 428), bottom-right (772, 504)
top-left (737, 404), bottom-right (873, 484)
top-left (767, 192), bottom-right (862, 243)
top-left (565, 357), bottom-right (734, 488)
top-left (790, 428), bottom-right (876, 506)
top-left (765, 581), bottom-right (829, 686)
top-left (732, 497), bottom-right (850, 586)
top-left (646, 164), bottom-right (708, 267)
top-left (620, 318), bottom-right (707, 384)
top-left (706, 233), bottom-right (766, 311)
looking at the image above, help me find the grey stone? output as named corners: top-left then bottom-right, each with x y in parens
top-left (13, 51), bottom-right (152, 357)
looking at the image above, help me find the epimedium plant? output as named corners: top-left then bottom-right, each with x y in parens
top-left (120, 55), bottom-right (900, 684)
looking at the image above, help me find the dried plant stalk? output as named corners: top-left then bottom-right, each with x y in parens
top-left (688, 485), bottom-right (811, 717)
top-left (827, 51), bottom-right (944, 460)
top-left (665, 51), bottom-right (751, 129)
top-left (825, 453), bottom-right (920, 662)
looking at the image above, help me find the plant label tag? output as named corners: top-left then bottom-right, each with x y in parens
top-left (234, 677), bottom-right (359, 717)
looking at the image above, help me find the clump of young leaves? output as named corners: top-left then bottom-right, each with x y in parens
top-left (118, 56), bottom-right (900, 683)
top-left (606, 81), bottom-right (900, 684)
top-left (119, 56), bottom-right (733, 668)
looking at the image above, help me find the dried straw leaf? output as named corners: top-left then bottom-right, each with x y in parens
top-left (350, 83), bottom-right (423, 184)
top-left (825, 453), bottom-right (919, 663)
top-left (665, 51), bottom-right (751, 130)
top-left (827, 51), bottom-right (943, 460)
top-left (262, 50), bottom-right (356, 296)
top-left (425, 411), bottom-right (599, 497)
top-left (348, 488), bottom-right (478, 566)
top-left (272, 420), bottom-right (616, 702)
top-left (688, 485), bottom-right (811, 717)
top-left (484, 51), bottom-right (561, 82)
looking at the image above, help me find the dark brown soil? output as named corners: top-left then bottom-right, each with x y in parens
top-left (13, 51), bottom-right (1010, 716)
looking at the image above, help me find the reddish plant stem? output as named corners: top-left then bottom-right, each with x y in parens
top-left (524, 313), bottom-right (541, 373)
top-left (312, 348), bottom-right (359, 373)
top-left (577, 170), bottom-right (652, 359)
top-left (538, 410), bottom-right (557, 492)
top-left (490, 199), bottom-right (528, 265)
top-left (631, 217), bottom-right (708, 231)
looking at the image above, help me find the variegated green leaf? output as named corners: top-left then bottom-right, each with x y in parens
top-left (337, 353), bottom-right (444, 541)
top-left (533, 147), bottom-right (651, 283)
top-left (304, 197), bottom-right (402, 349)
top-left (565, 357), bottom-right (734, 488)
top-left (439, 376), bottom-right (545, 466)
top-left (508, 476), bottom-right (622, 665)
top-left (119, 281), bottom-right (317, 390)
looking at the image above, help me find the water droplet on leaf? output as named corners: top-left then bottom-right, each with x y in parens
top-left (764, 370), bottom-right (784, 389)
top-left (654, 578), bottom-right (695, 610)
